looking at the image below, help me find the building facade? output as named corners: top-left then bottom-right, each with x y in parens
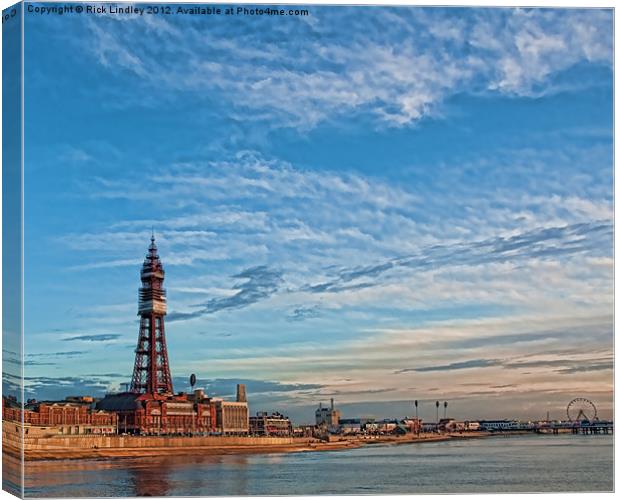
top-left (401, 417), bottom-right (423, 434)
top-left (3, 397), bottom-right (117, 436)
top-left (250, 412), bottom-right (292, 436)
top-left (214, 400), bottom-right (249, 435)
top-left (315, 398), bottom-right (340, 430)
top-left (98, 392), bottom-right (214, 435)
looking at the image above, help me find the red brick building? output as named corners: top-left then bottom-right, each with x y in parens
top-left (3, 396), bottom-right (117, 435)
top-left (97, 391), bottom-right (215, 435)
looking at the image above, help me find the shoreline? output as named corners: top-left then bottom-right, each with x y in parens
top-left (7, 431), bottom-right (611, 497)
top-left (5, 432), bottom-right (494, 462)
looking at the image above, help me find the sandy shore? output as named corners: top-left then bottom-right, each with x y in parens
top-left (7, 432), bottom-right (493, 461)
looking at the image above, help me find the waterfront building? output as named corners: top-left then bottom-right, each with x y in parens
top-left (214, 398), bottom-right (250, 435)
top-left (339, 418), bottom-right (362, 434)
top-left (422, 422), bottom-right (439, 433)
top-left (401, 417), bottom-right (423, 434)
top-left (464, 421), bottom-right (480, 431)
top-left (478, 419), bottom-right (520, 431)
top-left (2, 396), bottom-right (117, 437)
top-left (292, 425), bottom-right (315, 437)
top-left (250, 412), bottom-right (293, 436)
top-left (376, 419), bottom-right (399, 433)
top-left (98, 391), bottom-right (214, 435)
top-left (421, 419), bottom-right (481, 433)
top-left (442, 420), bottom-right (483, 432)
top-left (364, 421), bottom-right (379, 433)
top-left (338, 417), bottom-right (381, 434)
top-left (315, 398), bottom-right (341, 431)
top-left (438, 418), bottom-right (456, 432)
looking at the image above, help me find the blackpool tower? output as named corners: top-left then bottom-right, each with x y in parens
top-left (130, 235), bottom-right (174, 395)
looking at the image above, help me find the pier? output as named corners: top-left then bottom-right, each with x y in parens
top-left (532, 420), bottom-right (613, 435)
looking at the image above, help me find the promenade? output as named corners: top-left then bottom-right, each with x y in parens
top-left (3, 424), bottom-right (488, 461)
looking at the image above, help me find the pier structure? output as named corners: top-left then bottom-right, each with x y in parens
top-left (480, 419), bottom-right (613, 435)
top-left (556, 420), bottom-right (613, 435)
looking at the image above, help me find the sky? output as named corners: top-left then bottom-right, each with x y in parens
top-left (4, 4), bottom-right (613, 424)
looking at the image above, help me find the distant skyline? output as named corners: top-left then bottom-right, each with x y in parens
top-left (4, 5), bottom-right (613, 424)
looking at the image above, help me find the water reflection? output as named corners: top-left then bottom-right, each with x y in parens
top-left (17, 435), bottom-right (613, 497)
top-left (2, 453), bottom-right (22, 496)
top-left (128, 454), bottom-right (252, 496)
top-left (22, 453), bottom-right (255, 497)
top-left (129, 458), bottom-right (173, 497)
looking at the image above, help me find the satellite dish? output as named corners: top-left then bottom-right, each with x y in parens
top-left (190, 374), bottom-right (196, 388)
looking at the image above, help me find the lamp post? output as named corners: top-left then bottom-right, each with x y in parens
top-left (444, 401), bottom-right (448, 419)
top-left (435, 401), bottom-right (440, 432)
top-left (190, 374), bottom-right (196, 436)
top-left (414, 400), bottom-right (419, 436)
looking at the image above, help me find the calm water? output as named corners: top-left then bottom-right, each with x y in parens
top-left (12, 434), bottom-right (614, 496)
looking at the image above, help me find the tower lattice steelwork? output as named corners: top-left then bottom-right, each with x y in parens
top-left (130, 235), bottom-right (174, 395)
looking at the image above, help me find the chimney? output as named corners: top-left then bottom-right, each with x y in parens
top-left (236, 383), bottom-right (247, 403)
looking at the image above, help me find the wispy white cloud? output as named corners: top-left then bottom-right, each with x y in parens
top-left (62, 150), bottom-right (611, 324)
top-left (53, 7), bottom-right (613, 129)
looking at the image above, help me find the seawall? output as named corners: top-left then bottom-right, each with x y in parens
top-left (3, 421), bottom-right (491, 461)
top-left (3, 424), bottom-right (327, 460)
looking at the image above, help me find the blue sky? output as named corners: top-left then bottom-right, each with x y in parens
top-left (7, 5), bottom-right (613, 423)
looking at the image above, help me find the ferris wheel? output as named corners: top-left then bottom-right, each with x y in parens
top-left (566, 398), bottom-right (597, 422)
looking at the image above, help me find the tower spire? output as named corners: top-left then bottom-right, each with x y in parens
top-left (130, 235), bottom-right (173, 395)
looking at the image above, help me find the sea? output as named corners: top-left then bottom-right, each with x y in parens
top-left (9, 434), bottom-right (614, 497)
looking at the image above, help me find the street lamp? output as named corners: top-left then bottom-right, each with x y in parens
top-left (414, 400), bottom-right (419, 436)
top-left (190, 374), bottom-right (196, 436)
top-left (444, 401), bottom-right (448, 419)
top-left (435, 401), bottom-right (440, 432)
